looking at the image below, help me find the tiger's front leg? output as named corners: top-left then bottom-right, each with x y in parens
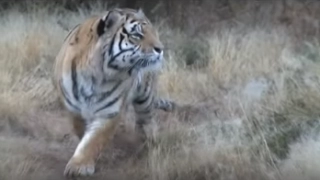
top-left (64, 115), bottom-right (120, 177)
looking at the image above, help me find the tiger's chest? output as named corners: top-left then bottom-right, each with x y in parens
top-left (60, 72), bottom-right (136, 120)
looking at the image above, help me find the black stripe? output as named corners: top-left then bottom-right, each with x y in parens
top-left (142, 82), bottom-right (149, 94)
top-left (134, 94), bottom-right (150, 105)
top-left (101, 43), bottom-right (109, 72)
top-left (108, 35), bottom-right (116, 56)
top-left (119, 33), bottom-right (124, 51)
top-left (104, 11), bottom-right (111, 21)
top-left (96, 81), bottom-right (122, 103)
top-left (128, 58), bottom-right (142, 75)
top-left (131, 24), bottom-right (137, 33)
top-left (141, 59), bottom-right (148, 67)
top-left (60, 81), bottom-right (80, 111)
top-left (136, 84), bottom-right (142, 92)
top-left (108, 48), bottom-right (134, 69)
top-left (95, 96), bottom-right (121, 113)
top-left (134, 82), bottom-right (152, 105)
top-left (128, 38), bottom-right (135, 44)
top-left (136, 108), bottom-right (151, 114)
top-left (101, 51), bottom-right (107, 73)
top-left (97, 19), bottom-right (105, 36)
top-left (136, 119), bottom-right (146, 127)
top-left (105, 12), bottom-right (116, 29)
top-left (101, 77), bottom-right (108, 85)
top-left (108, 64), bottom-right (120, 70)
top-left (128, 67), bottom-right (135, 76)
top-left (71, 59), bottom-right (79, 101)
top-left (106, 112), bottom-right (119, 119)
top-left (136, 94), bottom-right (154, 108)
top-left (135, 101), bottom-right (153, 113)
top-left (122, 28), bottom-right (129, 35)
top-left (91, 75), bottom-right (96, 86)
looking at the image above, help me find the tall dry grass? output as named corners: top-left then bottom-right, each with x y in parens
top-left (1, 2), bottom-right (320, 180)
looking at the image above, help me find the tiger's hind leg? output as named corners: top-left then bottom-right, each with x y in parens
top-left (154, 98), bottom-right (176, 112)
top-left (133, 74), bottom-right (177, 139)
top-left (133, 97), bottom-right (176, 138)
top-left (64, 115), bottom-right (120, 177)
top-left (133, 93), bottom-right (154, 140)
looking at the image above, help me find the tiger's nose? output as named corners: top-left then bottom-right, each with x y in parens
top-left (153, 47), bottom-right (163, 54)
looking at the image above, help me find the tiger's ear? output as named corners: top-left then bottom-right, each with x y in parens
top-left (137, 8), bottom-right (145, 18)
top-left (97, 10), bottom-right (123, 36)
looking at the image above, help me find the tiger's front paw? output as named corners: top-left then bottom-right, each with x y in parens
top-left (64, 155), bottom-right (95, 177)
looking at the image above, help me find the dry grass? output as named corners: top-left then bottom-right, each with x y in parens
top-left (1, 2), bottom-right (320, 180)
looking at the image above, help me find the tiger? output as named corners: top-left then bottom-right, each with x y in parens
top-left (53, 8), bottom-right (176, 177)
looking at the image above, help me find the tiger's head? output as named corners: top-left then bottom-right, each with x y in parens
top-left (96, 8), bottom-right (164, 75)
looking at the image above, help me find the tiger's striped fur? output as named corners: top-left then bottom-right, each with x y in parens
top-left (53, 8), bottom-right (175, 177)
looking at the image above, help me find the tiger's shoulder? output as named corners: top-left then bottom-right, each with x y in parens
top-left (58, 15), bottom-right (103, 61)
top-left (53, 15), bottom-right (105, 86)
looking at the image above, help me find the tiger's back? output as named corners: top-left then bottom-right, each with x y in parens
top-left (53, 8), bottom-right (175, 177)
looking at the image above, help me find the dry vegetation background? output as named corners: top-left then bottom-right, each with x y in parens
top-left (1, 0), bottom-right (320, 180)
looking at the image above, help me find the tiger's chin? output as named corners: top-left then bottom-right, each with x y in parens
top-left (130, 58), bottom-right (162, 76)
top-left (143, 59), bottom-right (162, 72)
